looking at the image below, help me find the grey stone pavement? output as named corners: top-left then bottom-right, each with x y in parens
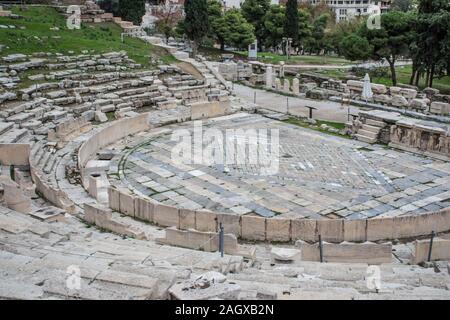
top-left (233, 84), bottom-right (361, 123)
top-left (114, 113), bottom-right (450, 220)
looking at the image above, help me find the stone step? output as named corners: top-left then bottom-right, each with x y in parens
top-left (0, 214), bottom-right (31, 234)
top-left (355, 134), bottom-right (377, 144)
top-left (30, 140), bottom-right (44, 157)
top-left (361, 124), bottom-right (381, 134)
top-left (0, 128), bottom-right (28, 143)
top-left (43, 153), bottom-right (60, 175)
top-left (365, 119), bottom-right (385, 128)
top-left (6, 112), bottom-right (34, 124)
top-left (357, 129), bottom-right (378, 139)
top-left (0, 122), bottom-right (14, 135)
top-left (0, 277), bottom-right (44, 300)
top-left (41, 270), bottom-right (156, 300)
top-left (34, 146), bottom-right (46, 166)
top-left (38, 150), bottom-right (52, 168)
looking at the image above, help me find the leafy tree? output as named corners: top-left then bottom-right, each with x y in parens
top-left (391, 0), bottom-right (414, 11)
top-left (339, 34), bottom-right (372, 61)
top-left (184, 0), bottom-right (210, 56)
top-left (359, 10), bottom-right (416, 86)
top-left (300, 1), bottom-right (334, 21)
top-left (284, 0), bottom-right (299, 48)
top-left (241, 0), bottom-right (270, 50)
top-left (175, 19), bottom-right (186, 37)
top-left (154, 3), bottom-right (180, 43)
top-left (262, 5), bottom-right (286, 49)
top-left (98, 0), bottom-right (120, 16)
top-left (306, 13), bottom-right (330, 54)
top-left (207, 0), bottom-right (227, 50)
top-left (297, 8), bottom-right (311, 51)
top-left (222, 9), bottom-right (255, 50)
top-left (118, 0), bottom-right (145, 26)
top-left (413, 0), bottom-right (450, 87)
top-left (326, 17), bottom-right (365, 55)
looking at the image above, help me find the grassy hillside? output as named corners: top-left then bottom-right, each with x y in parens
top-left (0, 6), bottom-right (176, 66)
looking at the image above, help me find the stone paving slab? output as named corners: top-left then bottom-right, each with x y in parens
top-left (113, 114), bottom-right (450, 219)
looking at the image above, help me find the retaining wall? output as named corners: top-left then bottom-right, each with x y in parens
top-left (411, 238), bottom-right (450, 264)
top-left (0, 144), bottom-right (30, 166)
top-left (77, 111), bottom-right (450, 244)
top-left (296, 240), bottom-right (392, 264)
top-left (156, 226), bottom-right (237, 253)
top-left (78, 112), bottom-right (151, 170)
top-left (191, 101), bottom-right (230, 120)
top-left (30, 164), bottom-right (75, 213)
top-left (107, 185), bottom-right (450, 243)
top-left (84, 202), bottom-right (145, 240)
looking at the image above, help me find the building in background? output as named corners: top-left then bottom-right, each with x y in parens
top-left (221, 0), bottom-right (279, 9)
top-left (379, 0), bottom-right (391, 13)
top-left (141, 0), bottom-right (184, 29)
top-left (302, 0), bottom-right (386, 22)
top-left (219, 0), bottom-right (389, 20)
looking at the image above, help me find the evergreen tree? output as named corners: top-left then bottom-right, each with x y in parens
top-left (222, 9), bottom-right (255, 50)
top-left (339, 34), bottom-right (372, 61)
top-left (184, 0), bottom-right (210, 56)
top-left (359, 10), bottom-right (416, 86)
top-left (305, 13), bottom-right (329, 54)
top-left (414, 0), bottom-right (450, 87)
top-left (297, 8), bottom-right (311, 51)
top-left (118, 0), bottom-right (145, 26)
top-left (241, 0), bottom-right (270, 50)
top-left (284, 0), bottom-right (299, 48)
top-left (262, 5), bottom-right (286, 49)
top-left (208, 0), bottom-right (226, 50)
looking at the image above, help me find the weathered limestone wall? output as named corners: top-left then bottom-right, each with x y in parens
top-left (30, 164), bottom-right (75, 213)
top-left (296, 240), bottom-right (392, 264)
top-left (81, 113), bottom-right (450, 245)
top-left (411, 238), bottom-right (450, 264)
top-left (84, 203), bottom-right (145, 240)
top-left (156, 226), bottom-right (237, 253)
top-left (190, 101), bottom-right (230, 120)
top-left (48, 115), bottom-right (92, 143)
top-left (389, 120), bottom-right (449, 159)
top-left (0, 144), bottom-right (30, 166)
top-left (354, 110), bottom-right (450, 159)
top-left (106, 186), bottom-right (450, 243)
top-left (0, 176), bottom-right (31, 213)
top-left (78, 112), bottom-right (152, 171)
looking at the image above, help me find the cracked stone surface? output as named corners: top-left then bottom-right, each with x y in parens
top-left (114, 113), bottom-right (450, 219)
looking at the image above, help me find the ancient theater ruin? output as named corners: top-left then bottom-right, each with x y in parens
top-left (0, 1), bottom-right (450, 300)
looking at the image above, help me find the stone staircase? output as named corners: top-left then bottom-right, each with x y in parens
top-left (0, 205), bottom-right (246, 300)
top-left (0, 121), bottom-right (28, 143)
top-left (0, 48), bottom-right (229, 224)
top-left (355, 118), bottom-right (386, 144)
top-left (228, 261), bottom-right (450, 299)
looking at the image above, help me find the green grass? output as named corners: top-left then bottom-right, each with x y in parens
top-left (313, 68), bottom-right (349, 80)
top-left (316, 65), bottom-right (450, 94)
top-left (371, 65), bottom-right (450, 94)
top-left (317, 120), bottom-right (346, 130)
top-left (0, 6), bottom-right (176, 67)
top-left (283, 117), bottom-right (349, 139)
top-left (198, 46), bottom-right (246, 61)
top-left (236, 51), bottom-right (354, 65)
